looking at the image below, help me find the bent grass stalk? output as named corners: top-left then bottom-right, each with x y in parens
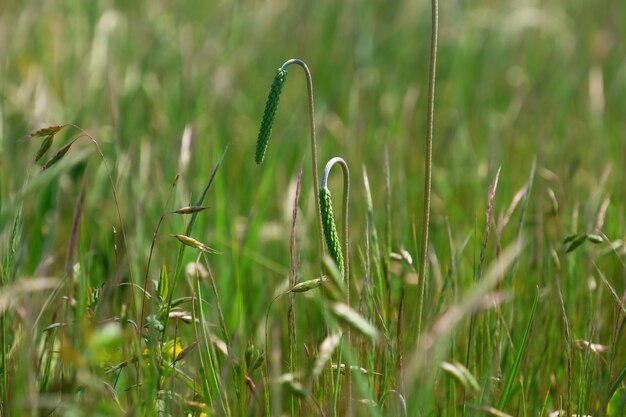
top-left (319, 157), bottom-right (350, 292)
top-left (255, 59), bottom-right (325, 269)
top-left (319, 156), bottom-right (352, 415)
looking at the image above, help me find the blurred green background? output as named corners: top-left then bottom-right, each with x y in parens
top-left (2, 0), bottom-right (624, 292)
top-left (1, 0), bottom-right (625, 414)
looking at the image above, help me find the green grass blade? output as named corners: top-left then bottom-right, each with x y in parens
top-left (497, 290), bottom-right (539, 410)
top-left (163, 147), bottom-right (228, 340)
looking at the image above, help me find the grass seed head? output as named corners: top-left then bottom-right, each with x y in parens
top-left (41, 141), bottom-right (73, 171)
top-left (330, 302), bottom-right (378, 342)
top-left (171, 206), bottom-right (209, 214)
top-left (290, 276), bottom-right (327, 293)
top-left (311, 332), bottom-right (342, 379)
top-left (255, 68), bottom-right (287, 164)
top-left (30, 124), bottom-right (66, 138)
top-left (320, 186), bottom-right (344, 275)
top-left (173, 234), bottom-right (218, 254)
top-left (35, 135), bottom-right (54, 162)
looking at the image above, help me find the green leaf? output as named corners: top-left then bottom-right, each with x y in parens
top-left (498, 290), bottom-right (538, 410)
top-left (158, 264), bottom-right (169, 301)
top-left (607, 386), bottom-right (626, 417)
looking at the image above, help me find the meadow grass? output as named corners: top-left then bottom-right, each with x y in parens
top-left (1, 0), bottom-right (625, 416)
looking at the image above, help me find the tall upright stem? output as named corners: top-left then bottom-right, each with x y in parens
top-left (416, 0), bottom-right (439, 340)
top-left (280, 59), bottom-right (325, 267)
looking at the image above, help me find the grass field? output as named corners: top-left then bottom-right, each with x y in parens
top-left (1, 0), bottom-right (625, 416)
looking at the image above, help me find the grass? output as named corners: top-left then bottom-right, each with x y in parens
top-left (1, 0), bottom-right (626, 416)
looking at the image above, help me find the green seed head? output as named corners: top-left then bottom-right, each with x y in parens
top-left (320, 186), bottom-right (344, 275)
top-left (35, 135), bottom-right (54, 163)
top-left (41, 141), bottom-right (73, 171)
top-left (255, 68), bottom-right (287, 164)
top-left (290, 276), bottom-right (327, 293)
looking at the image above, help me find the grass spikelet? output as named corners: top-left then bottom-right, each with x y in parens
top-left (330, 302), bottom-right (378, 342)
top-left (320, 186), bottom-right (344, 275)
top-left (440, 361), bottom-right (480, 392)
top-left (321, 255), bottom-right (345, 301)
top-left (290, 276), bottom-right (327, 293)
top-left (311, 332), bottom-right (342, 379)
top-left (255, 68), bottom-right (287, 164)
top-left (34, 135), bottom-right (54, 162)
top-left (173, 234), bottom-right (219, 254)
top-left (171, 206), bottom-right (209, 215)
top-left (168, 311), bottom-right (194, 324)
top-left (30, 124), bottom-right (66, 138)
top-left (41, 141), bottom-right (74, 171)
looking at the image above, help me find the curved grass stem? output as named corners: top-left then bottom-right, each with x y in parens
top-left (320, 157), bottom-right (350, 290)
top-left (320, 156), bottom-right (351, 414)
top-left (256, 58), bottom-right (325, 269)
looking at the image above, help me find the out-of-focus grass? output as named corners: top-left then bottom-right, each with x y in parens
top-left (1, 0), bottom-right (625, 416)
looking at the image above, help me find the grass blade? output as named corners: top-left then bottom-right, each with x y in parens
top-left (497, 289), bottom-right (539, 410)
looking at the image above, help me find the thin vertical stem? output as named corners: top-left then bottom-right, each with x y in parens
top-left (416, 0), bottom-right (439, 342)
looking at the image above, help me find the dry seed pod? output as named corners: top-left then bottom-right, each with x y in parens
top-left (255, 68), bottom-right (287, 164)
top-left (320, 186), bottom-right (344, 275)
top-left (173, 234), bottom-right (219, 254)
top-left (35, 135), bottom-right (54, 162)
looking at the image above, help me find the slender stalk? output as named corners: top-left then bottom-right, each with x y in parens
top-left (281, 59), bottom-right (324, 265)
top-left (288, 165), bottom-right (303, 417)
top-left (416, 0), bottom-right (439, 342)
top-left (320, 156), bottom-right (351, 414)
